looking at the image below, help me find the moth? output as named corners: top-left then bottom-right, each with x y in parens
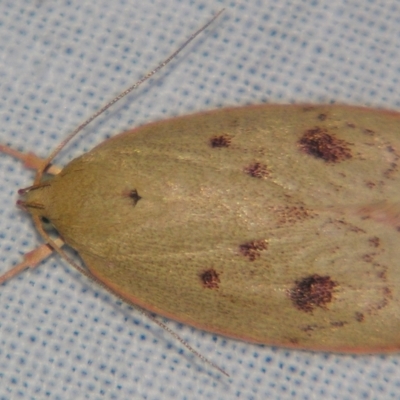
top-left (1, 10), bottom-right (400, 373)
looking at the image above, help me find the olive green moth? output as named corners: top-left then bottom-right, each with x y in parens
top-left (1, 8), bottom-right (400, 376)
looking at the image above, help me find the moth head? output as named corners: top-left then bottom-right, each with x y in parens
top-left (17, 181), bottom-right (53, 221)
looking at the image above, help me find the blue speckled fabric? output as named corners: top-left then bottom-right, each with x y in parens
top-left (0, 0), bottom-right (399, 399)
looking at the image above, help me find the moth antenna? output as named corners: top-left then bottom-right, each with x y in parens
top-left (35, 8), bottom-right (225, 185)
top-left (140, 310), bottom-right (230, 377)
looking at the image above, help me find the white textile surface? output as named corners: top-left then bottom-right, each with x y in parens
top-left (0, 0), bottom-right (399, 399)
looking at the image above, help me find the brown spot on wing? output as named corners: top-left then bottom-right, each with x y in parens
top-left (244, 162), bottom-right (269, 179)
top-left (298, 127), bottom-right (352, 162)
top-left (289, 274), bottom-right (337, 312)
top-left (199, 269), bottom-right (220, 289)
top-left (383, 145), bottom-right (400, 179)
top-left (372, 287), bottom-right (392, 312)
top-left (274, 205), bottom-right (315, 225)
top-left (363, 128), bottom-right (375, 136)
top-left (331, 321), bottom-right (347, 327)
top-left (210, 135), bottom-right (232, 148)
top-left (365, 181), bottom-right (376, 189)
top-left (239, 239), bottom-right (268, 261)
top-left (354, 312), bottom-right (364, 322)
top-left (368, 237), bottom-right (380, 248)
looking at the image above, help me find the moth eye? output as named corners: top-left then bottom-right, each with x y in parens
top-left (41, 217), bottom-right (51, 224)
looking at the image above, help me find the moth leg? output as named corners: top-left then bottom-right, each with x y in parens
top-left (0, 144), bottom-right (62, 175)
top-left (0, 238), bottom-right (64, 285)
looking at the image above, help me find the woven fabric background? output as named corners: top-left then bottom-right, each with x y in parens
top-left (0, 0), bottom-right (400, 399)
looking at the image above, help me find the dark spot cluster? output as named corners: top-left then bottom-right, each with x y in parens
top-left (384, 162), bottom-right (398, 179)
top-left (298, 127), bottom-right (352, 162)
top-left (239, 239), bottom-right (268, 261)
top-left (330, 321), bottom-right (347, 328)
top-left (365, 181), bottom-right (376, 189)
top-left (368, 237), bottom-right (380, 248)
top-left (363, 287), bottom-right (391, 315)
top-left (244, 162), bottom-right (269, 179)
top-left (208, 135), bottom-right (271, 181)
top-left (210, 135), bottom-right (232, 148)
top-left (354, 312), bottom-right (364, 322)
top-left (383, 145), bottom-right (399, 179)
top-left (373, 287), bottom-right (392, 312)
top-left (386, 145), bottom-right (396, 153)
top-left (199, 269), bottom-right (220, 289)
top-left (289, 274), bottom-right (337, 313)
top-left (276, 205), bottom-right (315, 225)
top-left (362, 253), bottom-right (376, 263)
top-left (376, 266), bottom-right (388, 280)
